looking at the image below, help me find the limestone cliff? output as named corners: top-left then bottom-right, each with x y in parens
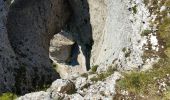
top-left (0, 0), bottom-right (70, 94)
top-left (89, 0), bottom-right (159, 71)
top-left (1, 0), bottom-right (170, 99)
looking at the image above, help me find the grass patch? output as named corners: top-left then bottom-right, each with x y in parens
top-left (91, 65), bottom-right (99, 72)
top-left (90, 66), bottom-right (117, 82)
top-left (122, 48), bottom-right (131, 58)
top-left (0, 93), bottom-right (17, 100)
top-left (165, 0), bottom-right (170, 7)
top-left (163, 90), bottom-right (170, 100)
top-left (141, 30), bottom-right (152, 36)
top-left (117, 58), bottom-right (170, 97)
top-left (132, 5), bottom-right (137, 14)
top-left (122, 47), bottom-right (126, 52)
top-left (118, 71), bottom-right (151, 93)
top-left (80, 73), bottom-right (88, 78)
top-left (158, 17), bottom-right (170, 47)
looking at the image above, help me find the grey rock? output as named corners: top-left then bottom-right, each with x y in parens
top-left (49, 31), bottom-right (74, 64)
top-left (65, 0), bottom-right (94, 70)
top-left (47, 79), bottom-right (76, 94)
top-left (75, 77), bottom-right (87, 89)
top-left (17, 91), bottom-right (51, 100)
top-left (84, 72), bottom-right (122, 99)
top-left (17, 72), bottom-right (122, 99)
top-left (0, 0), bottom-right (70, 94)
top-left (0, 0), bottom-right (19, 93)
top-left (88, 0), bottom-right (151, 70)
top-left (69, 93), bottom-right (84, 100)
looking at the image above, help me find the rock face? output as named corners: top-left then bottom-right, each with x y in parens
top-left (0, 0), bottom-right (19, 93)
top-left (7, 0), bottom-right (70, 94)
top-left (65, 0), bottom-right (94, 70)
top-left (0, 0), bottom-right (161, 96)
top-left (61, 0), bottom-right (157, 71)
top-left (89, 0), bottom-right (150, 70)
top-left (0, 0), bottom-right (70, 94)
top-left (89, 0), bottom-right (141, 67)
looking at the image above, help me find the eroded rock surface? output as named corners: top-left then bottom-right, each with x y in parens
top-left (89, 0), bottom-right (158, 70)
top-left (0, 0), bottom-right (70, 94)
top-left (65, 0), bottom-right (94, 70)
top-left (0, 0), bottom-right (19, 93)
top-left (0, 0), bottom-right (161, 97)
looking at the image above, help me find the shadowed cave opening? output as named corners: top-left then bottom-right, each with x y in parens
top-left (3, 0), bottom-right (93, 94)
top-left (67, 43), bottom-right (80, 66)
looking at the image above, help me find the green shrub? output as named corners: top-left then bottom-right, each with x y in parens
top-left (91, 65), bottom-right (99, 72)
top-left (141, 30), bottom-right (152, 36)
top-left (52, 63), bottom-right (58, 68)
top-left (122, 48), bottom-right (126, 52)
top-left (132, 5), bottom-right (137, 14)
top-left (0, 93), bottom-right (17, 100)
top-left (81, 73), bottom-right (88, 78)
top-left (90, 66), bottom-right (117, 82)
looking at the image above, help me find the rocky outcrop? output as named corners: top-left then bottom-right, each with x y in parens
top-left (17, 79), bottom-right (76, 100)
top-left (17, 71), bottom-right (122, 100)
top-left (0, 0), bottom-right (70, 94)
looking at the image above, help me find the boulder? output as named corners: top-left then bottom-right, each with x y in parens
top-left (49, 31), bottom-right (74, 64)
top-left (47, 79), bottom-right (76, 94)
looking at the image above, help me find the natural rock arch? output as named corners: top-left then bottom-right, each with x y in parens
top-left (6, 0), bottom-right (70, 94)
top-left (0, 0), bottom-right (94, 94)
